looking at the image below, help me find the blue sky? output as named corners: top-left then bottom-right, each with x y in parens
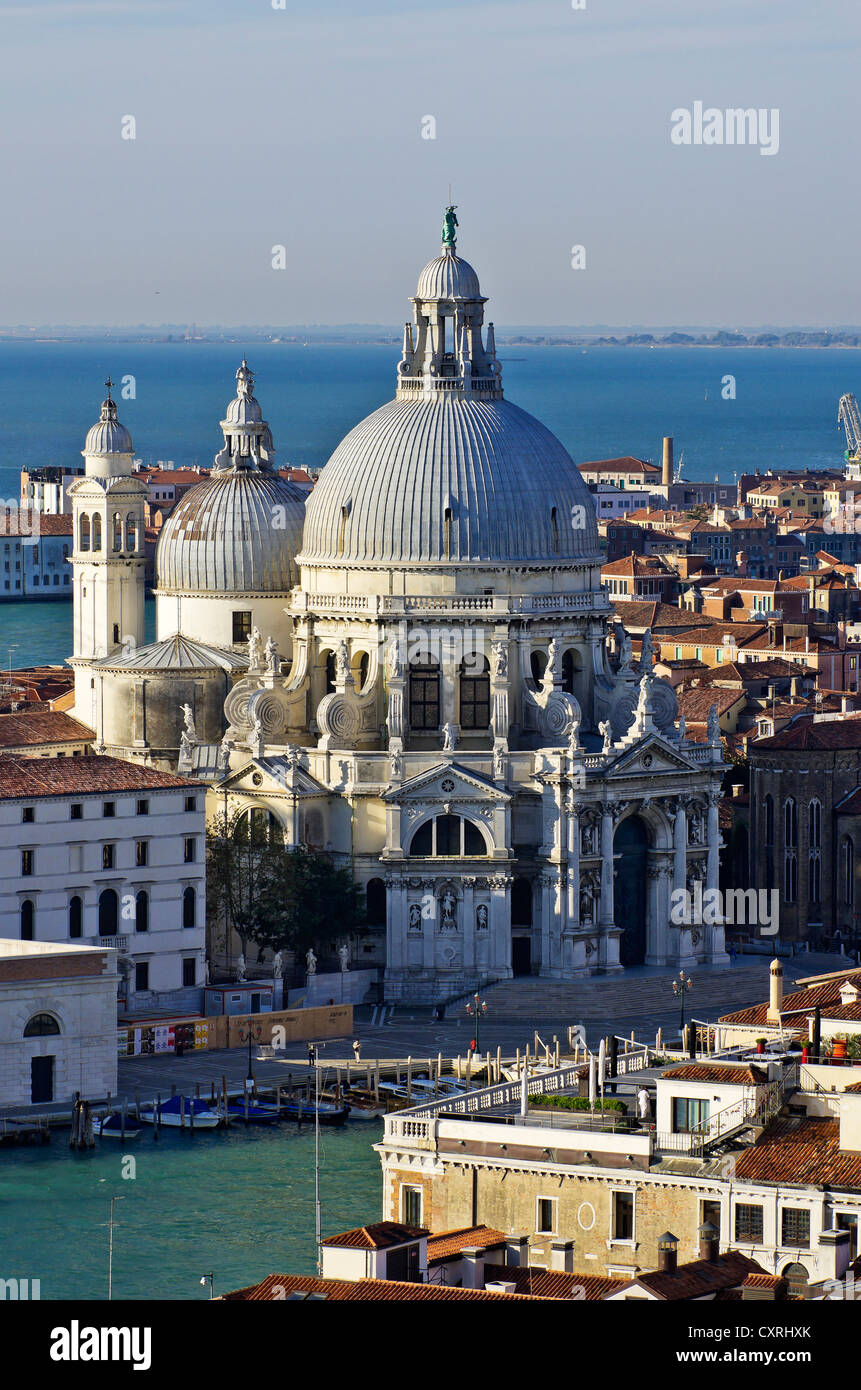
top-left (1, 0), bottom-right (859, 326)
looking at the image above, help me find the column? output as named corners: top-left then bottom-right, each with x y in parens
top-left (673, 798), bottom-right (688, 894)
top-left (567, 801), bottom-right (580, 929)
top-left (599, 805), bottom-right (615, 926)
top-left (462, 877), bottom-right (476, 974)
top-left (490, 876), bottom-right (511, 977)
top-left (706, 793), bottom-right (720, 893)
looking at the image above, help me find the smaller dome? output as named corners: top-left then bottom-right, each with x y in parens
top-left (224, 393), bottom-right (263, 425)
top-left (416, 248), bottom-right (481, 301)
top-left (84, 390), bottom-right (133, 457)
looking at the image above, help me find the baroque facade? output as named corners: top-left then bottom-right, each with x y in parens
top-left (69, 218), bottom-right (727, 1001)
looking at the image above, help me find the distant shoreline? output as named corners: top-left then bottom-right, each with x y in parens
top-left (2, 334), bottom-right (861, 350)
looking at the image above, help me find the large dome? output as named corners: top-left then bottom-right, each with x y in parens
top-left (83, 394), bottom-right (133, 457)
top-left (416, 248), bottom-right (482, 301)
top-left (156, 470), bottom-right (306, 595)
top-left (299, 393), bottom-right (600, 568)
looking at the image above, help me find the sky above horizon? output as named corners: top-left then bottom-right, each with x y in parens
top-left (2, 0), bottom-right (860, 327)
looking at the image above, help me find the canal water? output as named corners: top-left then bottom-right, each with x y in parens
top-left (0, 1120), bottom-right (382, 1300)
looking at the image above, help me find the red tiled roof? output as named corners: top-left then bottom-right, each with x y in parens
top-left (0, 711), bottom-right (93, 749)
top-left (677, 688), bottom-right (746, 723)
top-left (661, 1064), bottom-right (768, 1085)
top-left (719, 967), bottom-right (861, 1027)
top-left (617, 1251), bottom-right (765, 1301)
top-left (735, 1117), bottom-right (861, 1190)
top-left (320, 1222), bottom-right (427, 1250)
top-left (579, 456), bottom-right (660, 474)
top-left (611, 601), bottom-right (715, 630)
top-left (602, 555), bottom-right (672, 577)
top-left (0, 753), bottom-right (203, 799)
top-left (426, 1226), bottom-right (507, 1263)
top-left (755, 718), bottom-right (861, 751)
top-left (0, 512), bottom-right (74, 536)
top-left (481, 1264), bottom-right (625, 1300)
top-left (221, 1274), bottom-right (538, 1301)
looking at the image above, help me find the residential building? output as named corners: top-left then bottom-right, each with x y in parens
top-left (0, 754), bottom-right (206, 1013)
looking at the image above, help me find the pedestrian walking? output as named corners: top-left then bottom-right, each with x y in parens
top-left (352, 1039), bottom-right (361, 1062)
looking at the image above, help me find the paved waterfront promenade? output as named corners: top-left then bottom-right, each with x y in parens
top-left (1, 950), bottom-right (848, 1118)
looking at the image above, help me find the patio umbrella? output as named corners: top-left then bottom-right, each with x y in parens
top-left (520, 1065), bottom-right (528, 1117)
top-left (588, 1054), bottom-right (597, 1110)
top-left (598, 1037), bottom-right (606, 1089)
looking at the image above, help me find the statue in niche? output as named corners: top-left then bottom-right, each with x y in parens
top-left (265, 636), bottom-right (278, 673)
top-left (441, 890), bottom-right (457, 928)
top-left (409, 904), bottom-right (422, 932)
top-left (476, 904), bottom-right (488, 931)
top-left (387, 638), bottom-right (402, 680)
top-left (390, 748), bottom-right (402, 779)
top-left (493, 746), bottom-right (506, 779)
top-left (491, 641), bottom-right (508, 679)
top-left (335, 640), bottom-right (349, 682)
top-left (441, 721), bottom-right (458, 752)
top-left (305, 948), bottom-right (317, 976)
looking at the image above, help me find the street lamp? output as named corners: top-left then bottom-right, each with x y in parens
top-left (238, 1016), bottom-right (263, 1085)
top-left (465, 993), bottom-right (487, 1055)
top-left (672, 970), bottom-right (693, 1040)
top-left (199, 1273), bottom-right (214, 1299)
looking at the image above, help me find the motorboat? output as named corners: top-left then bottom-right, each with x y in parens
top-left (221, 1102), bottom-right (281, 1125)
top-left (93, 1110), bottom-right (142, 1140)
top-left (277, 1097), bottom-right (349, 1127)
top-left (138, 1096), bottom-right (222, 1129)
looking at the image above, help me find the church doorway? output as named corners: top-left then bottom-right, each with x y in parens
top-left (512, 937), bottom-right (532, 976)
top-left (614, 816), bottom-right (648, 966)
top-left (511, 876), bottom-right (534, 976)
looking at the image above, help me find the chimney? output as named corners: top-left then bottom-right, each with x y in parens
top-left (550, 1240), bottom-right (575, 1273)
top-left (460, 1247), bottom-right (486, 1290)
top-left (504, 1234), bottom-right (530, 1267)
top-left (698, 1221), bottom-right (720, 1263)
top-left (767, 958), bottom-right (783, 1023)
top-left (818, 1228), bottom-right (852, 1285)
top-left (790, 677), bottom-right (800, 698)
top-left (657, 1231), bottom-right (679, 1275)
top-left (662, 436), bottom-right (673, 488)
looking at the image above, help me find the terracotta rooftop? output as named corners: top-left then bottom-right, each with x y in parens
top-left (677, 688), bottom-right (746, 723)
top-left (734, 1117), bottom-right (861, 1190)
top-left (755, 718), bottom-right (861, 751)
top-left (221, 1274), bottom-right (538, 1301)
top-left (0, 753), bottom-right (203, 800)
top-left (320, 1222), bottom-right (427, 1251)
top-left (579, 456), bottom-right (660, 474)
top-left (0, 711), bottom-right (93, 749)
top-left (719, 968), bottom-right (861, 1028)
top-left (481, 1264), bottom-right (625, 1300)
top-left (0, 512), bottom-right (74, 537)
top-left (698, 658), bottom-right (814, 683)
top-left (617, 1251), bottom-right (766, 1301)
top-left (426, 1226), bottom-right (507, 1263)
top-left (661, 1064), bottom-right (768, 1085)
top-left (610, 601), bottom-right (715, 630)
top-left (602, 554), bottom-right (673, 577)
top-left (658, 622), bottom-right (767, 647)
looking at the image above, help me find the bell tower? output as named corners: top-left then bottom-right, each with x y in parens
top-left (68, 380), bottom-right (148, 727)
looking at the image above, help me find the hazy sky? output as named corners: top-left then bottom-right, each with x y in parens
top-left (2, 0), bottom-right (860, 327)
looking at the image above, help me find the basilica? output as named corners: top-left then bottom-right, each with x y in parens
top-left (68, 216), bottom-right (728, 1001)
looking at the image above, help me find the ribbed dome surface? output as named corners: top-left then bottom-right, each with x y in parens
top-left (224, 393), bottom-right (263, 424)
top-left (299, 395), bottom-right (600, 567)
top-left (156, 470), bottom-right (306, 594)
top-left (84, 401), bottom-right (133, 456)
top-left (416, 249), bottom-right (481, 301)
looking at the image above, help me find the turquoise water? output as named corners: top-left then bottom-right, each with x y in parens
top-left (0, 1120), bottom-right (382, 1300)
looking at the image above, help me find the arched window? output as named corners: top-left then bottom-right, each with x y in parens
top-left (62, 543), bottom-right (70, 561)
top-left (135, 890), bottom-right (149, 933)
top-left (98, 888), bottom-right (118, 936)
top-left (242, 807), bottom-right (281, 844)
top-left (79, 514), bottom-right (90, 551)
top-left (784, 798), bottom-right (798, 903)
top-left (808, 799), bottom-right (822, 904)
top-left (782, 1262), bottom-right (809, 1298)
top-left (20, 899), bottom-right (34, 940)
top-left (407, 815), bottom-right (488, 857)
top-left (353, 650), bottom-right (370, 693)
top-left (561, 649), bottom-right (576, 695)
top-left (409, 662), bottom-right (440, 732)
top-left (842, 838), bottom-right (854, 906)
top-left (182, 886), bottom-right (196, 929)
top-left (24, 1013), bottom-right (60, 1037)
top-left (69, 895), bottom-right (83, 938)
top-left (366, 877), bottom-right (386, 927)
top-left (324, 651), bottom-right (336, 694)
top-left (112, 512), bottom-right (122, 552)
top-left (126, 513), bottom-right (137, 552)
top-left (460, 656), bottom-right (489, 731)
top-left (92, 514), bottom-right (102, 551)
top-left (530, 650), bottom-right (548, 685)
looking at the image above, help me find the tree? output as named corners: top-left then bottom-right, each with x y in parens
top-left (251, 843), bottom-right (366, 956)
top-left (206, 811), bottom-right (365, 961)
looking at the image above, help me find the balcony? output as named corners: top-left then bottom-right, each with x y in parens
top-left (96, 936), bottom-right (129, 950)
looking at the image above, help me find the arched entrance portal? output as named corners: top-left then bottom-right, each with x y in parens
top-left (614, 816), bottom-right (648, 966)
